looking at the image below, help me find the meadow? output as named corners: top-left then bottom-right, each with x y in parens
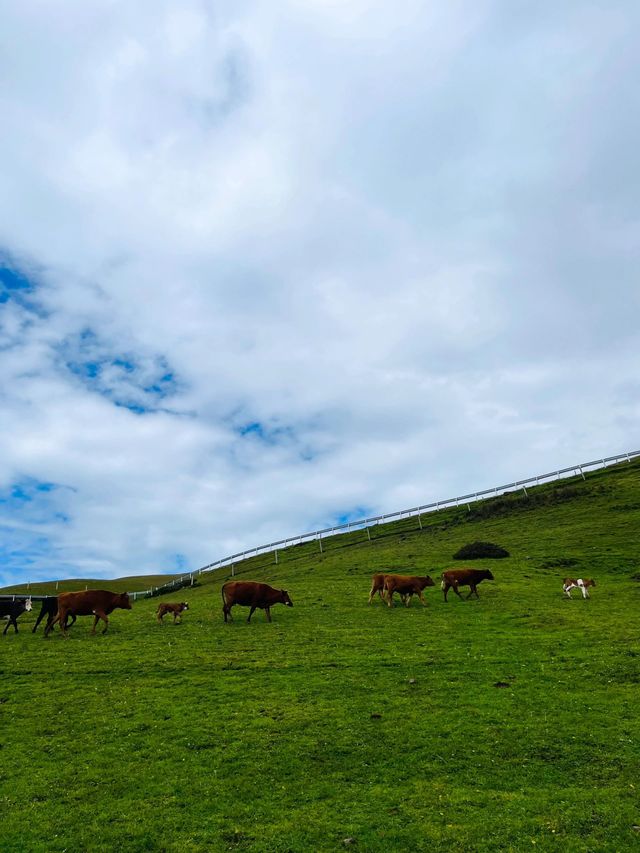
top-left (2, 459), bottom-right (640, 852)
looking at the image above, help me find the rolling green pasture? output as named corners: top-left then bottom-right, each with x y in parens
top-left (2, 460), bottom-right (640, 851)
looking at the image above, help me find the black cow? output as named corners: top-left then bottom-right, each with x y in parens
top-left (32, 597), bottom-right (77, 634)
top-left (1, 597), bottom-right (33, 634)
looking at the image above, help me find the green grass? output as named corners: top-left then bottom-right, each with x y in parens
top-left (2, 460), bottom-right (640, 851)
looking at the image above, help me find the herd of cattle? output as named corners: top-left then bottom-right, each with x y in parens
top-left (0, 570), bottom-right (596, 636)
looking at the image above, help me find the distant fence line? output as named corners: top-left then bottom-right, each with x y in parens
top-left (6, 450), bottom-right (639, 603)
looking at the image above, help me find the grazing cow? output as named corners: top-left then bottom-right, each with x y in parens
top-left (441, 568), bottom-right (494, 601)
top-left (32, 596), bottom-right (76, 634)
top-left (221, 581), bottom-right (293, 623)
top-left (1, 597), bottom-right (32, 634)
top-left (45, 590), bottom-right (132, 636)
top-left (384, 575), bottom-right (435, 608)
top-left (563, 578), bottom-right (596, 599)
top-left (156, 601), bottom-right (189, 623)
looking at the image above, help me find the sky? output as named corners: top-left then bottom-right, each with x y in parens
top-left (1, 1), bottom-right (639, 587)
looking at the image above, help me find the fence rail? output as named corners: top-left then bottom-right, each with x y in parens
top-left (6, 450), bottom-right (639, 602)
top-left (191, 450), bottom-right (640, 581)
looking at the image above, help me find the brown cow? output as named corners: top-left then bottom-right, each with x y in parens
top-left (368, 573), bottom-right (411, 605)
top-left (384, 575), bottom-right (435, 608)
top-left (563, 578), bottom-right (595, 599)
top-left (441, 568), bottom-right (494, 601)
top-left (221, 581), bottom-right (293, 623)
top-left (45, 590), bottom-right (132, 636)
top-left (156, 601), bottom-right (189, 623)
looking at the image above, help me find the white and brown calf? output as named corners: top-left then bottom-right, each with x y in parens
top-left (563, 578), bottom-right (596, 599)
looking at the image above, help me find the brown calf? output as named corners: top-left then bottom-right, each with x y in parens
top-left (563, 578), bottom-right (595, 599)
top-left (45, 590), bottom-right (132, 636)
top-left (222, 581), bottom-right (293, 623)
top-left (441, 568), bottom-right (494, 601)
top-left (384, 575), bottom-right (435, 608)
top-left (157, 601), bottom-right (189, 623)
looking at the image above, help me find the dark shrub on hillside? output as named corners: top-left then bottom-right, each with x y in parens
top-left (453, 541), bottom-right (510, 560)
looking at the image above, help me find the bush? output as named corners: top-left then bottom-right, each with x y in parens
top-left (453, 541), bottom-right (510, 560)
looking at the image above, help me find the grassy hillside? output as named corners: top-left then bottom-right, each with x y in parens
top-left (2, 459), bottom-right (640, 852)
top-left (0, 573), bottom-right (182, 596)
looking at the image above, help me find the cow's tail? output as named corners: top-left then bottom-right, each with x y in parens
top-left (221, 583), bottom-right (228, 608)
top-left (440, 577), bottom-right (445, 590)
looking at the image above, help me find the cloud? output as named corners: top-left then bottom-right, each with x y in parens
top-left (0, 1), bottom-right (639, 585)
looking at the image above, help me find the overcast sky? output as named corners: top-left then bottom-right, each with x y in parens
top-left (1, 1), bottom-right (638, 586)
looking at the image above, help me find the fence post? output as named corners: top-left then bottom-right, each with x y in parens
top-left (231, 562), bottom-right (235, 577)
top-left (522, 484), bottom-right (528, 497)
top-left (318, 535), bottom-right (323, 554)
top-left (417, 514), bottom-right (422, 529)
top-left (274, 550), bottom-right (278, 564)
top-left (366, 527), bottom-right (371, 541)
top-left (578, 466), bottom-right (585, 481)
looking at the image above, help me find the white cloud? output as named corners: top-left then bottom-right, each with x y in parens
top-left (1, 1), bottom-right (639, 585)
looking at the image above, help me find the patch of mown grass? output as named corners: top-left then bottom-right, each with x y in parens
top-left (2, 459), bottom-right (640, 851)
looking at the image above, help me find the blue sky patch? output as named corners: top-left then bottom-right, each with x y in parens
top-left (331, 507), bottom-right (373, 526)
top-left (58, 329), bottom-right (182, 414)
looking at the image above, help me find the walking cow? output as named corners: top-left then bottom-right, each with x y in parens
top-left (32, 596), bottom-right (76, 634)
top-left (441, 568), bottom-right (494, 601)
top-left (156, 602), bottom-right (189, 623)
top-left (384, 575), bottom-right (435, 608)
top-left (1, 597), bottom-right (32, 634)
top-left (563, 578), bottom-right (595, 599)
top-left (221, 581), bottom-right (293, 623)
top-left (45, 590), bottom-right (132, 636)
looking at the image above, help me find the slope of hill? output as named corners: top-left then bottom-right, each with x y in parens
top-left (2, 458), bottom-right (639, 851)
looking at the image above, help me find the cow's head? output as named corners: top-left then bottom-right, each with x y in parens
top-left (424, 575), bottom-right (435, 587)
top-left (589, 579), bottom-right (596, 587)
top-left (280, 590), bottom-right (293, 607)
top-left (119, 593), bottom-right (132, 609)
top-left (181, 602), bottom-right (189, 611)
top-left (484, 570), bottom-right (495, 581)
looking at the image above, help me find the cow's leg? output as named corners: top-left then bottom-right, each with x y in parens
top-left (581, 586), bottom-right (589, 599)
top-left (417, 590), bottom-right (427, 607)
top-left (386, 590), bottom-right (394, 608)
top-left (3, 618), bottom-right (11, 636)
top-left (58, 609), bottom-right (71, 637)
top-left (32, 608), bottom-right (46, 633)
top-left (404, 594), bottom-right (411, 607)
top-left (452, 583), bottom-right (464, 600)
top-left (368, 584), bottom-right (376, 604)
top-left (45, 612), bottom-right (60, 637)
top-left (443, 583), bottom-right (450, 602)
top-left (466, 584), bottom-right (478, 599)
top-left (247, 605), bottom-right (257, 623)
top-left (265, 606), bottom-right (272, 622)
top-left (157, 611), bottom-right (164, 623)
